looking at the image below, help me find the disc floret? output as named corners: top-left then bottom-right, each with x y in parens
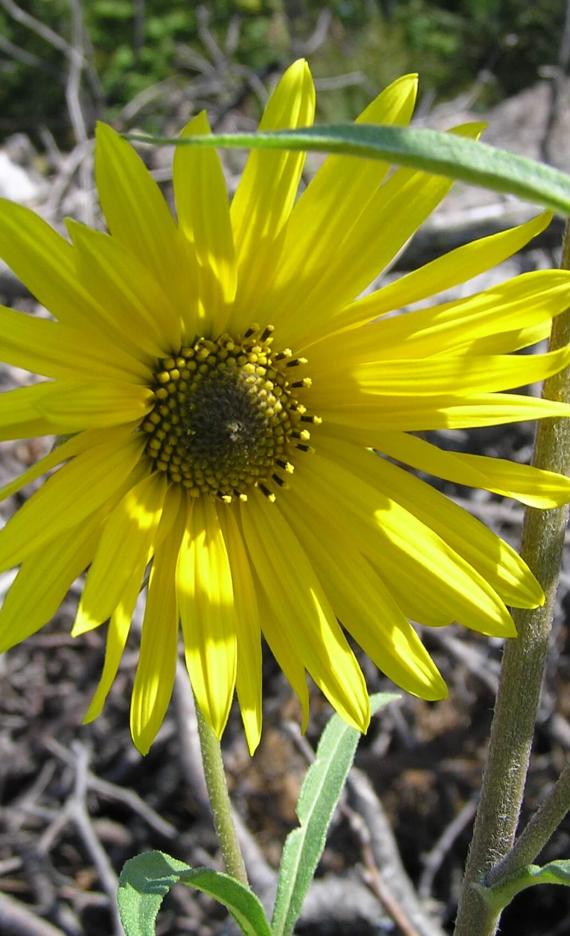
top-left (142, 326), bottom-right (320, 501)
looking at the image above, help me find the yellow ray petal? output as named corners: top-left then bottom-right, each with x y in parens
top-left (266, 74), bottom-right (418, 326)
top-left (0, 197), bottom-right (107, 330)
top-left (0, 305), bottom-right (149, 382)
top-left (0, 198), bottom-right (162, 364)
top-left (328, 438), bottom-right (542, 608)
top-left (38, 380), bottom-right (151, 430)
top-left (318, 393), bottom-right (570, 432)
top-left (0, 380), bottom-right (150, 441)
top-left (297, 443), bottom-right (515, 637)
top-left (0, 427), bottom-right (123, 502)
top-left (174, 112), bottom-right (236, 333)
top-left (311, 346), bottom-right (570, 405)
top-left (95, 123), bottom-right (192, 313)
top-left (256, 591), bottom-right (310, 734)
top-left (230, 59), bottom-right (315, 327)
top-left (307, 270), bottom-right (570, 364)
top-left (342, 211), bottom-right (553, 329)
top-left (467, 321), bottom-right (553, 355)
top-left (219, 506), bottom-right (263, 755)
top-left (272, 123), bottom-right (483, 347)
top-left (281, 492), bottom-right (447, 700)
top-left (83, 573), bottom-right (142, 723)
top-left (130, 502), bottom-right (184, 754)
top-left (176, 497), bottom-right (237, 738)
top-left (67, 221), bottom-right (181, 354)
top-left (0, 383), bottom-right (58, 440)
top-left (0, 431), bottom-right (144, 571)
top-left (0, 518), bottom-right (100, 653)
top-left (378, 430), bottom-right (570, 509)
top-left (241, 491), bottom-right (370, 732)
top-left (73, 473), bottom-right (167, 635)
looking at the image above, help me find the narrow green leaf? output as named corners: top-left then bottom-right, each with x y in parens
top-left (271, 693), bottom-right (399, 936)
top-left (118, 850), bottom-right (271, 936)
top-left (126, 123), bottom-right (570, 217)
top-left (476, 859), bottom-right (570, 914)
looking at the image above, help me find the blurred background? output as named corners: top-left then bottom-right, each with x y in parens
top-left (1, 3), bottom-right (570, 936)
top-left (0, 0), bottom-right (568, 138)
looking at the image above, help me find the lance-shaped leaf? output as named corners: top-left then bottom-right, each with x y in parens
top-left (271, 693), bottom-right (399, 936)
top-left (475, 859), bottom-right (570, 914)
top-left (126, 124), bottom-right (570, 216)
top-left (118, 850), bottom-right (271, 936)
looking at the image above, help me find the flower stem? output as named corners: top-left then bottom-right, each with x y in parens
top-left (195, 704), bottom-right (249, 886)
top-left (454, 222), bottom-right (570, 936)
top-left (485, 758), bottom-right (570, 887)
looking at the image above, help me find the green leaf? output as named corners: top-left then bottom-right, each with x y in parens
top-left (476, 859), bottom-right (570, 914)
top-left (270, 693), bottom-right (399, 936)
top-left (117, 850), bottom-right (271, 936)
top-left (125, 123), bottom-right (570, 217)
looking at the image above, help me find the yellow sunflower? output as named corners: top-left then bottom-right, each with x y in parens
top-left (1, 61), bottom-right (570, 756)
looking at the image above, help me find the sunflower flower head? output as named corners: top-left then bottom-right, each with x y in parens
top-left (1, 61), bottom-right (570, 756)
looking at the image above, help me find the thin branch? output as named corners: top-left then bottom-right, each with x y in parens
top-left (348, 768), bottom-right (447, 936)
top-left (419, 797), bottom-right (478, 901)
top-left (0, 892), bottom-right (64, 936)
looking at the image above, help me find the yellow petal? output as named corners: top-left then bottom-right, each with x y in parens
top-left (0, 198), bottom-right (104, 329)
top-left (219, 506), bottom-right (263, 755)
top-left (74, 473), bottom-right (167, 635)
top-left (176, 497), bottom-right (237, 738)
top-left (297, 441), bottom-right (515, 637)
top-left (0, 304), bottom-right (148, 382)
top-left (174, 112), bottom-right (236, 333)
top-left (0, 198), bottom-right (159, 367)
top-left (467, 321), bottom-right (553, 355)
top-left (67, 220), bottom-right (181, 354)
top-left (307, 270), bottom-right (570, 363)
top-left (340, 439), bottom-right (543, 608)
top-left (0, 519), bottom-right (99, 653)
top-left (83, 574), bottom-right (141, 723)
top-left (272, 123), bottom-right (483, 347)
top-left (130, 505), bottom-right (184, 754)
top-left (344, 211), bottom-right (553, 329)
top-left (230, 59), bottom-right (315, 327)
top-left (281, 491), bottom-right (447, 700)
top-left (37, 380), bottom-right (151, 430)
top-left (267, 73), bottom-right (418, 329)
top-left (379, 430), bottom-right (570, 509)
top-left (0, 383), bottom-right (58, 440)
top-left (241, 491), bottom-right (370, 732)
top-left (95, 123), bottom-right (192, 313)
top-left (0, 380), bottom-right (150, 441)
top-left (0, 431), bottom-right (143, 571)
top-left (311, 346), bottom-right (570, 405)
top-left (318, 393), bottom-right (570, 433)
top-left (0, 427), bottom-right (122, 502)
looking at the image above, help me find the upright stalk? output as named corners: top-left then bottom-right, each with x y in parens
top-left (454, 223), bottom-right (570, 936)
top-left (195, 704), bottom-right (249, 886)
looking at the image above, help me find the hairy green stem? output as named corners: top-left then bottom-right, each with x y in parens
top-left (195, 704), bottom-right (249, 886)
top-left (454, 222), bottom-right (570, 936)
top-left (486, 757), bottom-right (570, 887)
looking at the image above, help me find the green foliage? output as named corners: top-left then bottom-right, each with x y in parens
top-left (118, 694), bottom-right (398, 935)
top-left (475, 860), bottom-right (570, 914)
top-left (393, 0), bottom-right (565, 101)
top-left (130, 121), bottom-right (570, 216)
top-left (271, 693), bottom-right (399, 936)
top-left (118, 851), bottom-right (272, 936)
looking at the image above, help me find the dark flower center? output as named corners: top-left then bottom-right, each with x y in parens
top-left (142, 326), bottom-right (319, 501)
